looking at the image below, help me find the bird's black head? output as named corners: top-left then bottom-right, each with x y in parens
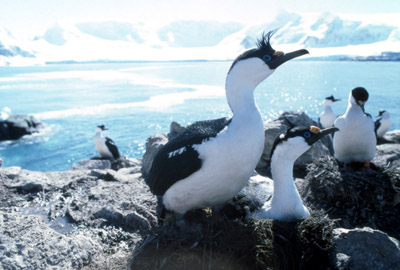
top-left (352, 87), bottom-right (368, 102)
top-left (326, 95), bottom-right (340, 102)
top-left (270, 125), bottom-right (339, 160)
top-left (228, 31), bottom-right (309, 73)
top-left (351, 87), bottom-right (369, 111)
top-left (97, 125), bottom-right (108, 131)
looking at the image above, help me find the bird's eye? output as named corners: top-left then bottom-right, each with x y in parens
top-left (262, 54), bottom-right (272, 62)
top-left (303, 131), bottom-right (311, 138)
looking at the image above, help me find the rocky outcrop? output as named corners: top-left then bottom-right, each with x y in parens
top-left (381, 129), bottom-right (400, 143)
top-left (0, 159), bottom-right (157, 269)
top-left (257, 111), bottom-right (334, 170)
top-left (72, 156), bottom-right (142, 171)
top-left (141, 133), bottom-right (168, 179)
top-left (0, 114), bottom-right (44, 141)
top-left (334, 227), bottom-right (400, 270)
top-left (1, 112), bottom-right (399, 269)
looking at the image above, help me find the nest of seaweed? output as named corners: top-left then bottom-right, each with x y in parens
top-left (301, 155), bottom-right (400, 240)
top-left (130, 203), bottom-right (336, 270)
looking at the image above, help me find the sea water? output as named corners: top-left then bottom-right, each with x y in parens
top-left (0, 61), bottom-right (399, 171)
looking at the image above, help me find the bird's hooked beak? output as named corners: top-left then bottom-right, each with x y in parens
top-left (333, 98), bottom-right (341, 102)
top-left (308, 126), bottom-right (339, 145)
top-left (356, 100), bottom-right (366, 112)
top-left (268, 49), bottom-right (309, 69)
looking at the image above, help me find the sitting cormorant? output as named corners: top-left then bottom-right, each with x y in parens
top-left (319, 95), bottom-right (340, 128)
top-left (94, 125), bottom-right (120, 159)
top-left (375, 110), bottom-right (391, 140)
top-left (333, 87), bottom-right (376, 173)
top-left (147, 31), bottom-right (309, 215)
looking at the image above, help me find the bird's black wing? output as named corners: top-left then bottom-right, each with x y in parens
top-left (105, 137), bottom-right (120, 159)
top-left (148, 117), bottom-right (231, 195)
top-left (375, 119), bottom-right (381, 134)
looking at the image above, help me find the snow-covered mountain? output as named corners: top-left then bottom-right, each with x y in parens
top-left (0, 28), bottom-right (38, 65)
top-left (1, 10), bottom-right (400, 66)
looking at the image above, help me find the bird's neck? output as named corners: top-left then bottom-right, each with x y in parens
top-left (225, 68), bottom-right (262, 117)
top-left (270, 154), bottom-right (302, 205)
top-left (346, 102), bottom-right (363, 116)
top-left (226, 87), bottom-right (259, 116)
top-left (324, 104), bottom-right (333, 112)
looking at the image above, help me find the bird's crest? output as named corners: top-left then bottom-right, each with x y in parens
top-left (256, 30), bottom-right (277, 51)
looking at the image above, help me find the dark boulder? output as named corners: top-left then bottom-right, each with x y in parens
top-left (334, 227), bottom-right (400, 270)
top-left (0, 114), bottom-right (44, 140)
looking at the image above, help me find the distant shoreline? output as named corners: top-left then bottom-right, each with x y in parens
top-left (43, 54), bottom-right (400, 65)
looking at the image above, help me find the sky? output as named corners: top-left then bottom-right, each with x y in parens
top-left (1, 0), bottom-right (400, 38)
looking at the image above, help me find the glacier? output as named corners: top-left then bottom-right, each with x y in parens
top-left (1, 10), bottom-right (400, 66)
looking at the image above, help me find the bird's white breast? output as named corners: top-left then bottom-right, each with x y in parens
top-left (320, 106), bottom-right (336, 128)
top-left (163, 112), bottom-right (265, 214)
top-left (333, 110), bottom-right (376, 163)
top-left (377, 118), bottom-right (391, 138)
top-left (94, 134), bottom-right (113, 158)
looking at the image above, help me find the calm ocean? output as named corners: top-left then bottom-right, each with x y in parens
top-left (0, 61), bottom-right (399, 171)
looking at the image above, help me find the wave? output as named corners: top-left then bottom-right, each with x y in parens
top-left (34, 84), bottom-right (225, 120)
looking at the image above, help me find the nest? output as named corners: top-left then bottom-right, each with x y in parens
top-left (130, 205), bottom-right (336, 270)
top-left (301, 155), bottom-right (400, 240)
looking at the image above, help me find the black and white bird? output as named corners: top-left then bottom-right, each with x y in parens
top-left (333, 87), bottom-right (376, 172)
top-left (256, 126), bottom-right (338, 221)
top-left (147, 31), bottom-right (309, 215)
top-left (94, 125), bottom-right (120, 159)
top-left (319, 95), bottom-right (340, 128)
top-left (375, 110), bottom-right (391, 139)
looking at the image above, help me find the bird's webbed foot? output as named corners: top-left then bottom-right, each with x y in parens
top-left (362, 161), bottom-right (377, 176)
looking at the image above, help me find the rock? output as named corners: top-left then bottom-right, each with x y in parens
top-left (373, 143), bottom-right (400, 167)
top-left (111, 156), bottom-right (142, 171)
top-left (334, 227), bottom-right (400, 270)
top-left (141, 133), bottom-right (168, 179)
top-left (71, 159), bottom-right (112, 170)
top-left (257, 111), bottom-right (333, 170)
top-left (0, 166), bottom-right (21, 178)
top-left (168, 121), bottom-right (186, 140)
top-left (0, 157), bottom-right (2, 167)
top-left (0, 211), bottom-right (101, 269)
top-left (384, 129), bottom-right (400, 143)
top-left (0, 165), bottom-right (157, 269)
top-left (236, 173), bottom-right (274, 214)
top-left (71, 157), bottom-right (142, 172)
top-left (0, 114), bottom-right (44, 141)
